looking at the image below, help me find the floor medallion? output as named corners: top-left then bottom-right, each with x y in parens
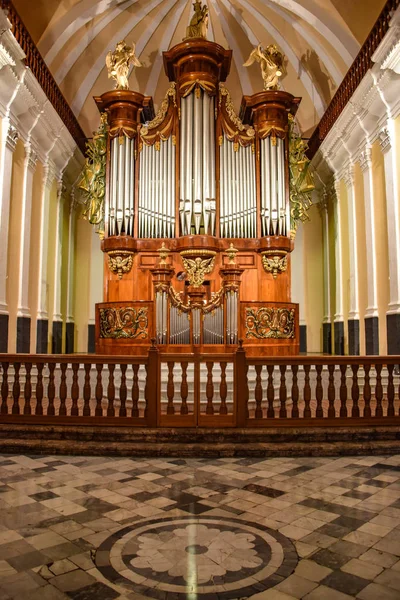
top-left (95, 515), bottom-right (298, 599)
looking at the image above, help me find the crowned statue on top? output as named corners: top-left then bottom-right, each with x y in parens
top-left (184, 1), bottom-right (209, 40)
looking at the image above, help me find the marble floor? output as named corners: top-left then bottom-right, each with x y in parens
top-left (0, 455), bottom-right (400, 599)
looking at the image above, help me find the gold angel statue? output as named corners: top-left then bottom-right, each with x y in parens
top-left (184, 1), bottom-right (209, 39)
top-left (243, 44), bottom-right (286, 90)
top-left (106, 40), bottom-right (141, 90)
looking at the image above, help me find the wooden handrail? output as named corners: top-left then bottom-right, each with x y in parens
top-left (0, 353), bottom-right (398, 365)
top-left (0, 354), bottom-right (148, 364)
top-left (0, 0), bottom-right (87, 154)
top-left (307, 0), bottom-right (399, 159)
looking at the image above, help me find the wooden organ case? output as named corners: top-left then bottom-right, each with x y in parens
top-left (94, 37), bottom-right (301, 356)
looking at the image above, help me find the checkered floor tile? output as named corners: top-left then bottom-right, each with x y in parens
top-left (0, 454), bottom-right (400, 598)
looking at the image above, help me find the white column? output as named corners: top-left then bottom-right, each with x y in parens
top-left (0, 120), bottom-right (18, 317)
top-left (16, 142), bottom-right (38, 319)
top-left (53, 180), bottom-right (64, 325)
top-left (359, 146), bottom-right (379, 319)
top-left (321, 189), bottom-right (332, 353)
top-left (291, 221), bottom-right (305, 327)
top-left (333, 178), bottom-right (344, 324)
top-left (379, 124), bottom-right (400, 315)
top-left (35, 162), bottom-right (56, 352)
top-left (344, 165), bottom-right (359, 321)
top-left (36, 163), bottom-right (55, 323)
top-left (66, 192), bottom-right (76, 352)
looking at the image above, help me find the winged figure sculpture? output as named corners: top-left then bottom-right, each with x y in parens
top-left (244, 44), bottom-right (286, 90)
top-left (106, 40), bottom-right (141, 90)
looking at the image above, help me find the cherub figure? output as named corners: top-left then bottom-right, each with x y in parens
top-left (106, 40), bottom-right (141, 90)
top-left (184, 1), bottom-right (209, 39)
top-left (243, 44), bottom-right (286, 90)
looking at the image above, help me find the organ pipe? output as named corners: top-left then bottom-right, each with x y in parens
top-left (169, 306), bottom-right (190, 344)
top-left (104, 86), bottom-right (292, 244)
top-left (138, 138), bottom-right (176, 238)
top-left (179, 90), bottom-right (216, 236)
top-left (219, 135), bottom-right (256, 239)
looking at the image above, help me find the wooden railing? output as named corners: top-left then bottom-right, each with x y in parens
top-left (0, 347), bottom-right (399, 428)
top-left (307, 0), bottom-right (399, 159)
top-left (0, 0), bottom-right (87, 154)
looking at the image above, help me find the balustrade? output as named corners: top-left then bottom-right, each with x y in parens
top-left (0, 351), bottom-right (399, 428)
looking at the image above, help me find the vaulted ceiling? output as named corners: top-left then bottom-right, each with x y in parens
top-left (12, 0), bottom-right (386, 138)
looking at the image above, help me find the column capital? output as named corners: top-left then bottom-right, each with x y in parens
top-left (333, 176), bottom-right (341, 197)
top-left (378, 127), bottom-right (391, 154)
top-left (343, 164), bottom-right (355, 188)
top-left (5, 125), bottom-right (19, 153)
top-left (359, 146), bottom-right (372, 172)
top-left (43, 162), bottom-right (56, 189)
top-left (24, 145), bottom-right (38, 172)
top-left (56, 179), bottom-right (66, 201)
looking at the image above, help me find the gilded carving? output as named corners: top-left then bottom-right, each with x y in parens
top-left (289, 114), bottom-right (315, 237)
top-left (203, 287), bottom-right (225, 313)
top-left (261, 251), bottom-right (287, 278)
top-left (106, 40), bottom-right (141, 90)
top-left (225, 243), bottom-right (238, 265)
top-left (78, 113), bottom-right (107, 238)
top-left (180, 79), bottom-right (215, 97)
top-left (219, 84), bottom-right (255, 146)
top-left (157, 242), bottom-right (171, 266)
top-left (168, 287), bottom-right (191, 313)
top-left (243, 44), bottom-right (286, 90)
top-left (180, 250), bottom-right (216, 287)
top-left (99, 307), bottom-right (148, 339)
top-left (246, 307), bottom-right (295, 339)
top-left (107, 251), bottom-right (135, 279)
top-left (140, 83), bottom-right (176, 146)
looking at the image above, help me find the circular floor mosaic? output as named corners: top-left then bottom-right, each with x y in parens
top-left (96, 515), bottom-right (298, 599)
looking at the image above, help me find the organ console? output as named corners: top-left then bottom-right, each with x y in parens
top-left (80, 3), bottom-right (314, 356)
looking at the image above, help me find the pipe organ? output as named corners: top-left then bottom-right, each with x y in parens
top-left (90, 34), bottom-right (307, 356)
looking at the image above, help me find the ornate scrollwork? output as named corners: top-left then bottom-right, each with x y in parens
top-left (203, 287), bottom-right (225, 314)
top-left (99, 307), bottom-right (148, 339)
top-left (78, 113), bottom-right (108, 238)
top-left (180, 250), bottom-right (216, 287)
top-left (140, 83), bottom-right (176, 147)
top-left (168, 286), bottom-right (191, 313)
top-left (246, 307), bottom-right (295, 339)
top-left (261, 251), bottom-right (288, 279)
top-left (107, 251), bottom-right (135, 279)
top-left (289, 114), bottom-right (315, 237)
top-left (219, 84), bottom-right (255, 148)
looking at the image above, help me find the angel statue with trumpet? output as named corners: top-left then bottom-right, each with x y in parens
top-left (244, 44), bottom-right (286, 90)
top-left (106, 40), bottom-right (141, 90)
